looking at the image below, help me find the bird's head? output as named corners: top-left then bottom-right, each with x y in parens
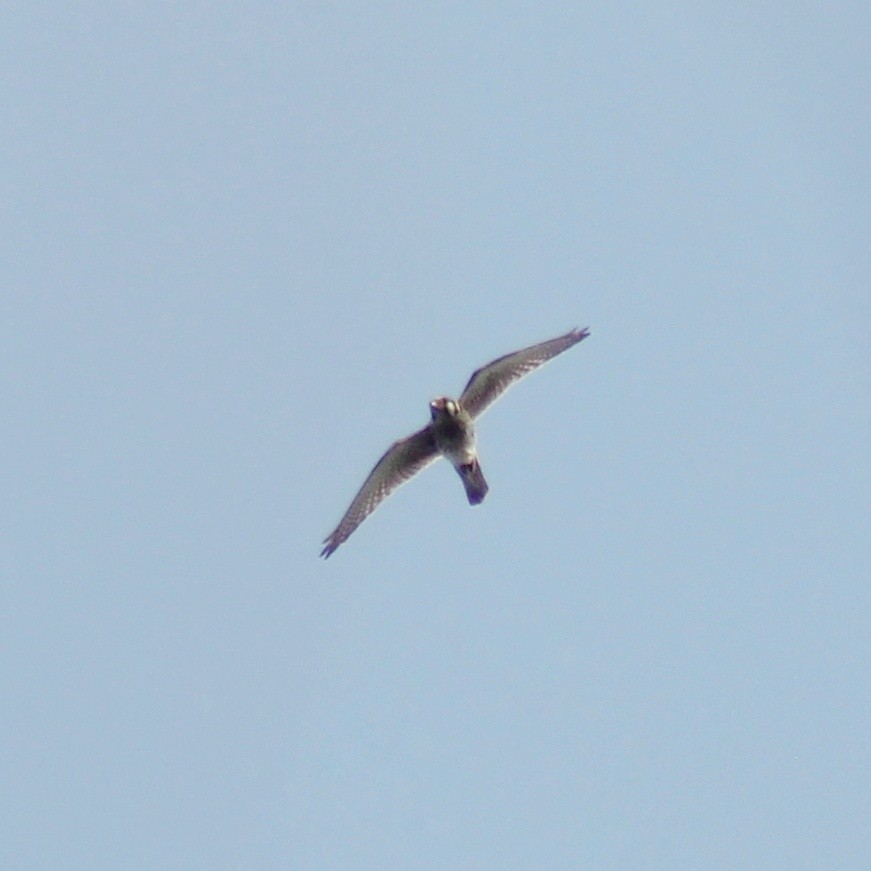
top-left (429, 397), bottom-right (459, 420)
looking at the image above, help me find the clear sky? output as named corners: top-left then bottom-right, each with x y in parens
top-left (3, 4), bottom-right (869, 869)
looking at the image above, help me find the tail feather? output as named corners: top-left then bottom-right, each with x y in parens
top-left (458, 460), bottom-right (489, 505)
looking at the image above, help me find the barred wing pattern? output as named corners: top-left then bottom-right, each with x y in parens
top-left (321, 426), bottom-right (439, 558)
top-left (459, 327), bottom-right (590, 419)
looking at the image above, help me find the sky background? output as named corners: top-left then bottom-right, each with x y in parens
top-left (3, 4), bottom-right (869, 868)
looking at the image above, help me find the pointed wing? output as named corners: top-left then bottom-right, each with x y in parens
top-left (321, 425), bottom-right (439, 558)
top-left (459, 327), bottom-right (590, 419)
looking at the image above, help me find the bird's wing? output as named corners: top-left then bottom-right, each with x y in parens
top-left (459, 327), bottom-right (590, 419)
top-left (321, 425), bottom-right (439, 558)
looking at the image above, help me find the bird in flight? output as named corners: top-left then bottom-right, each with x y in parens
top-left (321, 326), bottom-right (590, 557)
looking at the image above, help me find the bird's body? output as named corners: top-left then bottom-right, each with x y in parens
top-left (320, 326), bottom-right (589, 557)
top-left (429, 397), bottom-right (489, 505)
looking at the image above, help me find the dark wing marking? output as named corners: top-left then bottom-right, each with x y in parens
top-left (459, 327), bottom-right (590, 419)
top-left (321, 425), bottom-right (438, 558)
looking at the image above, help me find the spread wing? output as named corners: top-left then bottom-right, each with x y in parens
top-left (459, 327), bottom-right (590, 419)
top-left (321, 425), bottom-right (439, 558)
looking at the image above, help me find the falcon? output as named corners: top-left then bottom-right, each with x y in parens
top-left (320, 326), bottom-right (590, 557)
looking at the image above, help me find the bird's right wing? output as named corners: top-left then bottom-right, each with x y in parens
top-left (459, 327), bottom-right (590, 419)
top-left (321, 426), bottom-right (439, 558)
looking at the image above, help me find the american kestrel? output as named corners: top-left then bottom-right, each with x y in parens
top-left (320, 326), bottom-right (590, 557)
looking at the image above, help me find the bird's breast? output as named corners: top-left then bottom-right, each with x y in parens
top-left (432, 414), bottom-right (476, 464)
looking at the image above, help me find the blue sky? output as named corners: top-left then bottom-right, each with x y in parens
top-left (3, 4), bottom-right (869, 868)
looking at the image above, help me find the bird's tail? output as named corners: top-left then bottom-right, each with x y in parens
top-left (458, 460), bottom-right (489, 505)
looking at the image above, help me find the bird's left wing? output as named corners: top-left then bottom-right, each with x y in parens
top-left (321, 426), bottom-right (439, 558)
top-left (459, 327), bottom-right (590, 419)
